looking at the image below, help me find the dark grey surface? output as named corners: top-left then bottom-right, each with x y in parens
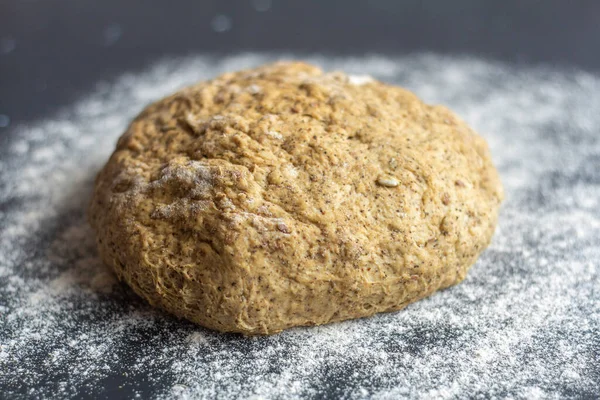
top-left (1, 2), bottom-right (599, 400)
top-left (1, 53), bottom-right (599, 399)
top-left (1, 0), bottom-right (600, 126)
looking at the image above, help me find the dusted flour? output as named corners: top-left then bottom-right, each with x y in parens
top-left (1, 54), bottom-right (599, 399)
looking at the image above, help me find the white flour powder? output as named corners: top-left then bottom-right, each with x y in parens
top-left (1, 54), bottom-right (599, 399)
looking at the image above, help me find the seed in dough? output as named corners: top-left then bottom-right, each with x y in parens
top-left (376, 176), bottom-right (400, 187)
top-left (89, 61), bottom-right (504, 335)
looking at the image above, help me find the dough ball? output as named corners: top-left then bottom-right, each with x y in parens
top-left (89, 61), bottom-right (503, 335)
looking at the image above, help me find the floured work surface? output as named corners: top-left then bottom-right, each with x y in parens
top-left (1, 55), bottom-right (599, 399)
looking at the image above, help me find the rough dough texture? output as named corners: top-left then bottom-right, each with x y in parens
top-left (89, 61), bottom-right (503, 335)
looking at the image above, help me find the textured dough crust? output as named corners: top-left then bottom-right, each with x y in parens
top-left (89, 61), bottom-right (503, 335)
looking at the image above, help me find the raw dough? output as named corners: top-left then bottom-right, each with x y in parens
top-left (89, 61), bottom-right (503, 335)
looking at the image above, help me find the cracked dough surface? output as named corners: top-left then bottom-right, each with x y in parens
top-left (89, 61), bottom-right (503, 335)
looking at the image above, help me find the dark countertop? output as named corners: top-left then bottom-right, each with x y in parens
top-left (1, 2), bottom-right (599, 400)
top-left (1, 0), bottom-right (600, 127)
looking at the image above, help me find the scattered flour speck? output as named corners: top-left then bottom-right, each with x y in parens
top-left (266, 130), bottom-right (283, 140)
top-left (348, 74), bottom-right (375, 85)
top-left (1, 54), bottom-right (599, 399)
